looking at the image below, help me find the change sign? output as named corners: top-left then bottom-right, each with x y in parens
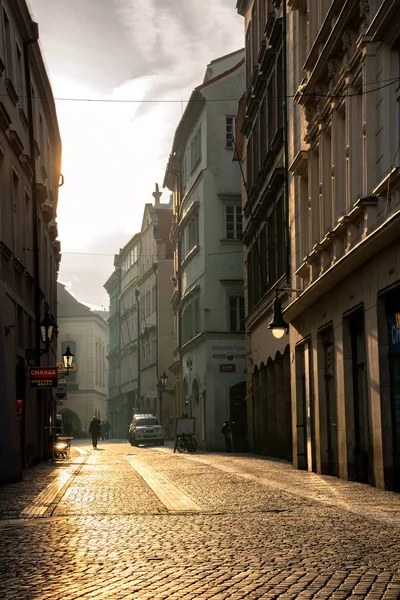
top-left (30, 367), bottom-right (58, 388)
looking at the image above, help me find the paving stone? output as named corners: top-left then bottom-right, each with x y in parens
top-left (0, 441), bottom-right (399, 599)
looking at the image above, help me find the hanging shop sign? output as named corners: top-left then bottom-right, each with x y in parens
top-left (57, 362), bottom-right (77, 373)
top-left (30, 367), bottom-right (58, 388)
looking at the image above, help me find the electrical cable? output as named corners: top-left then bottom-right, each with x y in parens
top-left (2, 76), bottom-right (399, 105)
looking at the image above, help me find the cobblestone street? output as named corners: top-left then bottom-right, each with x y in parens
top-left (0, 441), bottom-right (399, 599)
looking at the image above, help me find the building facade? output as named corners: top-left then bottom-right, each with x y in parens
top-left (135, 187), bottom-right (175, 439)
top-left (57, 283), bottom-right (108, 437)
top-left (165, 50), bottom-right (247, 450)
top-left (236, 0), bottom-right (400, 490)
top-left (285, 0), bottom-right (400, 490)
top-left (103, 265), bottom-right (122, 437)
top-left (0, 0), bottom-right (62, 483)
top-left (104, 188), bottom-right (175, 439)
top-left (236, 1), bottom-right (292, 460)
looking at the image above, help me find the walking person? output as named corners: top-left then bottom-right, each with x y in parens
top-left (89, 416), bottom-right (101, 449)
top-left (103, 419), bottom-right (111, 440)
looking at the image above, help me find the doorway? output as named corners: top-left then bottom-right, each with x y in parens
top-left (230, 381), bottom-right (247, 451)
top-left (323, 332), bottom-right (338, 476)
top-left (349, 310), bottom-right (370, 483)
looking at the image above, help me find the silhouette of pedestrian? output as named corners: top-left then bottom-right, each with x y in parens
top-left (89, 416), bottom-right (101, 449)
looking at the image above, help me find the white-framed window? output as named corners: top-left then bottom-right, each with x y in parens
top-left (229, 296), bottom-right (245, 332)
top-left (181, 291), bottom-right (200, 344)
top-left (226, 116), bottom-right (237, 149)
top-left (183, 126), bottom-right (202, 187)
top-left (225, 205), bottom-right (242, 240)
top-left (182, 212), bottom-right (199, 260)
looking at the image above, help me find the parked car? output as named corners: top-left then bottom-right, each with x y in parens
top-left (128, 414), bottom-right (164, 446)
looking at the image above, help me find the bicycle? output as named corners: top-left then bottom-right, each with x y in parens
top-left (176, 433), bottom-right (197, 453)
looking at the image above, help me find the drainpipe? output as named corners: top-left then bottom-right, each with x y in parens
top-left (282, 0), bottom-right (290, 285)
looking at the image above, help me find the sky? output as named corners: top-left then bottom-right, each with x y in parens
top-left (28, 0), bottom-right (244, 309)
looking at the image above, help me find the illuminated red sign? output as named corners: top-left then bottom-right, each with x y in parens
top-left (30, 367), bottom-right (58, 388)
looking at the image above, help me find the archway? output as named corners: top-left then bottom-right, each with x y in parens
top-left (60, 409), bottom-right (81, 437)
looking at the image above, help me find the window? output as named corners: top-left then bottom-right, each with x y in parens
top-left (229, 296), bottom-right (245, 332)
top-left (226, 116), bottom-right (237, 149)
top-left (183, 127), bottom-right (202, 187)
top-left (3, 10), bottom-right (13, 75)
top-left (190, 127), bottom-right (201, 172)
top-left (181, 212), bottom-right (199, 260)
top-left (225, 205), bottom-right (242, 240)
top-left (181, 291), bottom-right (200, 344)
top-left (16, 44), bottom-right (24, 108)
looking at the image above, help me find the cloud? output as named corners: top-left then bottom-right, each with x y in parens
top-left (29, 0), bottom-right (244, 308)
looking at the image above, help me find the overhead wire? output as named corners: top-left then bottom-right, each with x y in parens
top-left (2, 75), bottom-right (399, 105)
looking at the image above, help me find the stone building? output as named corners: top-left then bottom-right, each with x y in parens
top-left (236, 1), bottom-right (292, 460)
top-left (285, 0), bottom-right (400, 490)
top-left (56, 283), bottom-right (108, 437)
top-left (236, 0), bottom-right (400, 490)
top-left (135, 187), bottom-right (175, 439)
top-left (104, 235), bottom-right (141, 438)
top-left (104, 188), bottom-right (175, 439)
top-left (0, 1), bottom-right (61, 483)
top-left (164, 50), bottom-right (247, 450)
top-left (103, 264), bottom-right (122, 437)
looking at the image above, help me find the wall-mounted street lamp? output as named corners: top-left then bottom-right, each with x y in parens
top-left (268, 295), bottom-right (289, 339)
top-left (156, 371), bottom-right (168, 424)
top-left (26, 309), bottom-right (57, 361)
top-left (268, 288), bottom-right (303, 339)
top-left (62, 346), bottom-right (74, 376)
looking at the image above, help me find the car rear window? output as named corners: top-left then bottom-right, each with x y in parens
top-left (135, 418), bottom-right (160, 427)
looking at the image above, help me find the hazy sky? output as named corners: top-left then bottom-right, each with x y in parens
top-left (28, 0), bottom-right (244, 309)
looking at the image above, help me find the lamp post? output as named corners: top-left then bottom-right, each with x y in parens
top-left (157, 371), bottom-right (168, 425)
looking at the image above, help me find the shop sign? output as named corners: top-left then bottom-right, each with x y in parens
top-left (57, 362), bottom-right (77, 373)
top-left (389, 315), bottom-right (400, 354)
top-left (219, 364), bottom-right (236, 373)
top-left (211, 343), bottom-right (245, 362)
top-left (30, 367), bottom-right (58, 388)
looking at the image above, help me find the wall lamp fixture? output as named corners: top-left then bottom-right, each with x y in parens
top-left (268, 287), bottom-right (303, 339)
top-left (62, 346), bottom-right (74, 377)
top-left (25, 309), bottom-right (57, 361)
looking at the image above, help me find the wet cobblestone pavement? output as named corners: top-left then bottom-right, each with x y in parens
top-left (0, 441), bottom-right (399, 599)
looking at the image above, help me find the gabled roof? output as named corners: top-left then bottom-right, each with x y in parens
top-left (164, 51), bottom-right (244, 189)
